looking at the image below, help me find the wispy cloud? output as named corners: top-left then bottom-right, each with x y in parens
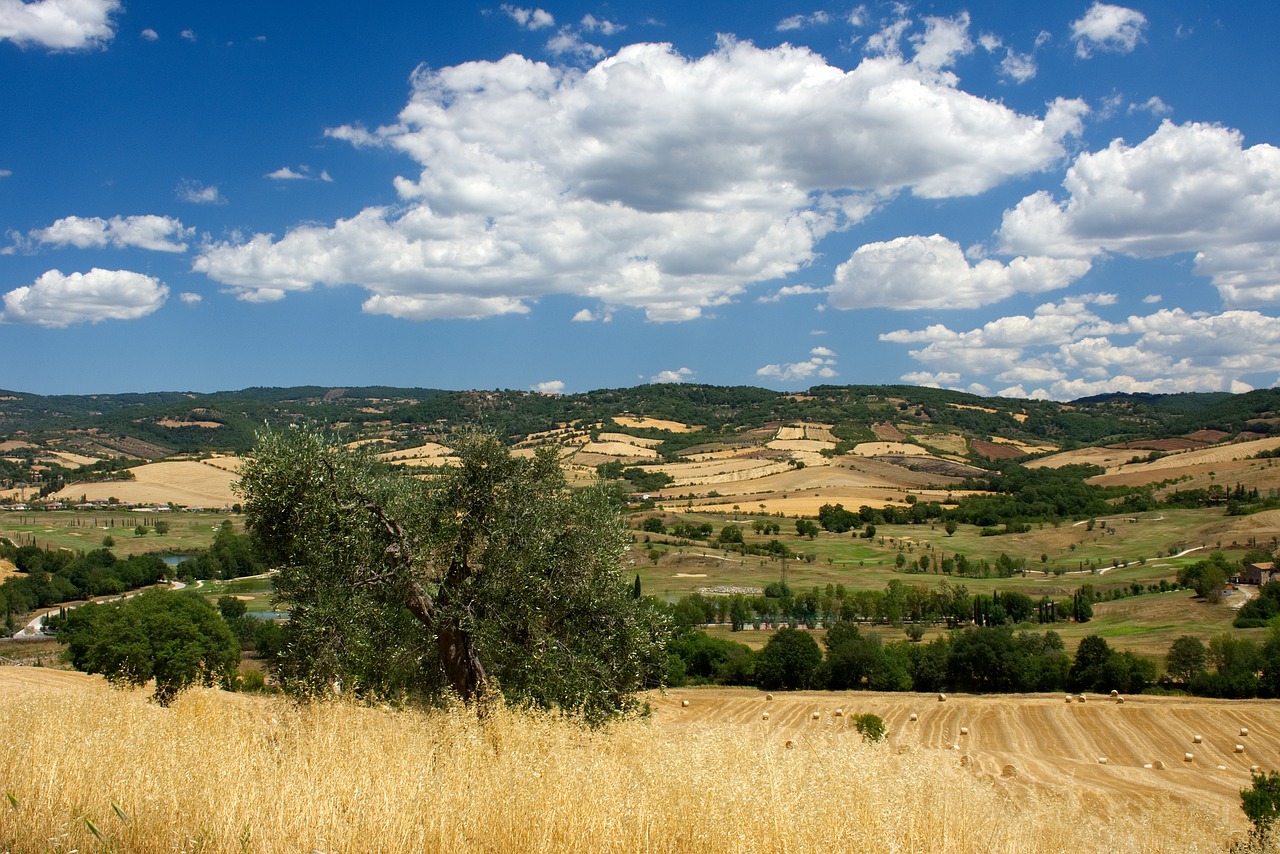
top-left (176, 179), bottom-right (226, 205)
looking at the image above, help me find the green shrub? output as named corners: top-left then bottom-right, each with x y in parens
top-left (851, 713), bottom-right (885, 742)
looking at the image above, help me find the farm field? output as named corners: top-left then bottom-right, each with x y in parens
top-left (0, 668), bottom-right (1258, 852)
top-left (0, 510), bottom-right (240, 557)
top-left (694, 586), bottom-right (1262, 658)
top-left (48, 458), bottom-right (240, 508)
top-left (628, 507), bottom-right (1277, 599)
top-left (654, 685), bottom-right (1277, 833)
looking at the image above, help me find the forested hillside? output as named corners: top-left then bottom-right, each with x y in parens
top-left (3, 384), bottom-right (1276, 458)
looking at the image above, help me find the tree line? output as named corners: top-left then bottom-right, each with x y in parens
top-left (0, 543), bottom-right (166, 626)
top-left (668, 622), bottom-right (1280, 699)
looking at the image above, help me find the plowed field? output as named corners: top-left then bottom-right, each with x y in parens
top-left (653, 687), bottom-right (1277, 823)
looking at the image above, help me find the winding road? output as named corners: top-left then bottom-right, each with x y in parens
top-left (11, 579), bottom-right (188, 639)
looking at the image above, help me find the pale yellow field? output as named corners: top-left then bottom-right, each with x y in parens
top-left (988, 436), bottom-right (1058, 453)
top-left (585, 432), bottom-right (653, 448)
top-left (773, 423), bottom-right (836, 443)
top-left (852, 441), bottom-right (930, 456)
top-left (1027, 447), bottom-right (1136, 470)
top-left (676, 459), bottom-right (959, 514)
top-left (377, 442), bottom-right (455, 463)
top-left (156, 417), bottom-right (223, 429)
top-left (681, 447), bottom-right (760, 462)
top-left (0, 558), bottom-right (18, 581)
top-left (0, 670), bottom-right (1256, 853)
top-left (948, 403), bottom-right (998, 415)
top-left (1032, 436), bottom-right (1280, 480)
top-left (1088, 436), bottom-right (1280, 484)
top-left (766, 438), bottom-right (835, 454)
top-left (51, 460), bottom-right (238, 507)
top-left (577, 440), bottom-right (660, 459)
top-left (661, 687), bottom-right (1274, 835)
top-left (915, 432), bottom-right (969, 456)
top-left (613, 415), bottom-right (697, 433)
top-left (49, 450), bottom-right (102, 467)
top-left (656, 457), bottom-right (792, 488)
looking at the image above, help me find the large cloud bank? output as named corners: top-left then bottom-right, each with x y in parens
top-left (195, 36), bottom-right (1085, 322)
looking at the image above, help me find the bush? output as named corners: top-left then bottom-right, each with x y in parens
top-left (1242, 770), bottom-right (1280, 843)
top-left (851, 713), bottom-right (885, 742)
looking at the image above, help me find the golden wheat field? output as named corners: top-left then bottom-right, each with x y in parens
top-left (0, 669), bottom-right (1273, 853)
top-left (50, 459), bottom-right (240, 507)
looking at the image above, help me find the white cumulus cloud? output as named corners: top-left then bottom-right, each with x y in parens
top-left (1071, 3), bottom-right (1147, 58)
top-left (197, 38), bottom-right (1087, 322)
top-left (580, 14), bottom-right (623, 36)
top-left (2, 268), bottom-right (168, 326)
top-left (756, 347), bottom-right (838, 384)
top-left (32, 215), bottom-right (192, 252)
top-left (531, 380), bottom-right (565, 394)
top-left (881, 295), bottom-right (1280, 399)
top-left (828, 234), bottom-right (1091, 310)
top-left (0, 0), bottom-right (119, 49)
top-left (501, 5), bottom-right (553, 30)
top-left (649, 367), bottom-right (695, 384)
top-left (999, 121), bottom-right (1280, 306)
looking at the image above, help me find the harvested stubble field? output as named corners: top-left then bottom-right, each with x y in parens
top-left (50, 459), bottom-right (240, 507)
top-left (0, 669), bottom-right (1263, 853)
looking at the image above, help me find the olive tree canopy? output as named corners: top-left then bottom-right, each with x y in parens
top-left (237, 427), bottom-right (668, 721)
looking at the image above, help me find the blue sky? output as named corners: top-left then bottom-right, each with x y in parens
top-left (1, 1), bottom-right (1278, 399)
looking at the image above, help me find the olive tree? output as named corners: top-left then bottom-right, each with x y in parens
top-left (236, 427), bottom-right (668, 721)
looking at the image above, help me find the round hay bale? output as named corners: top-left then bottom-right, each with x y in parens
top-left (1110, 689), bottom-right (1119, 697)
top-left (1153, 760), bottom-right (1165, 770)
top-left (1251, 765), bottom-right (1261, 773)
top-left (761, 711), bottom-right (770, 721)
top-left (1184, 753), bottom-right (1194, 763)
top-left (937, 693), bottom-right (947, 702)
top-left (1065, 695), bottom-right (1073, 703)
top-left (1001, 764), bottom-right (1018, 778)
top-left (1240, 727), bottom-right (1249, 737)
top-left (959, 726), bottom-right (969, 736)
top-left (834, 708), bottom-right (844, 717)
top-left (1098, 757), bottom-right (1109, 765)
top-left (681, 699), bottom-right (689, 708)
top-left (1077, 694), bottom-right (1086, 703)
top-left (1218, 765), bottom-right (1228, 771)
top-left (1143, 763), bottom-right (1153, 769)
top-left (765, 693), bottom-right (773, 701)
top-left (784, 739), bottom-right (795, 750)
top-left (959, 754), bottom-right (973, 767)
top-left (909, 712), bottom-right (918, 722)
top-left (1235, 744), bottom-right (1245, 754)
top-left (1192, 734), bottom-right (1202, 744)
top-left (1115, 696), bottom-right (1125, 704)
top-left (950, 742), bottom-right (959, 751)
top-left (810, 711), bottom-right (820, 721)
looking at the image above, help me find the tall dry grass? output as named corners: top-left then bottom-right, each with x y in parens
top-left (0, 677), bottom-right (1257, 853)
